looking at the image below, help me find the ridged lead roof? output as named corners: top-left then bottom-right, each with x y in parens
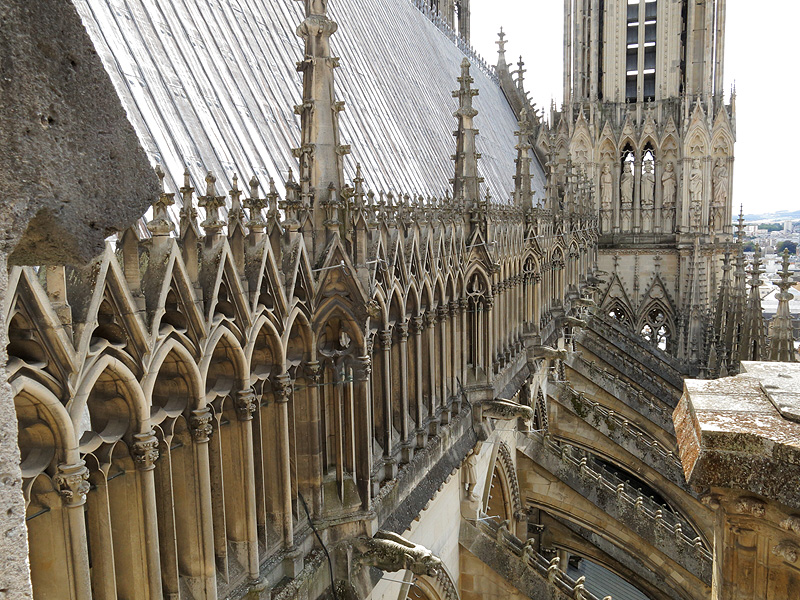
top-left (73, 0), bottom-right (544, 205)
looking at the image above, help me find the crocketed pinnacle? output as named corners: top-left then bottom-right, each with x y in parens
top-left (294, 0), bottom-right (350, 250)
top-left (452, 59), bottom-right (483, 205)
top-left (496, 28), bottom-right (508, 71)
top-left (739, 245), bottom-right (767, 362)
top-left (514, 109), bottom-right (534, 209)
top-left (769, 249), bottom-right (796, 362)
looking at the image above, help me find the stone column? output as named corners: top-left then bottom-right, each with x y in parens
top-left (410, 316), bottom-right (427, 447)
top-left (460, 298), bottom-right (469, 380)
top-left (304, 361), bottom-right (324, 516)
top-left (425, 311), bottom-right (438, 433)
top-left (131, 431), bottom-right (164, 600)
top-left (53, 461), bottom-right (92, 600)
top-left (233, 390), bottom-right (259, 577)
top-left (189, 408), bottom-right (218, 599)
top-left (396, 322), bottom-right (411, 462)
top-left (272, 376), bottom-right (294, 549)
top-left (449, 300), bottom-right (460, 402)
top-left (437, 305), bottom-right (450, 421)
top-left (485, 295), bottom-right (495, 378)
top-left (352, 357), bottom-right (373, 510)
top-left (379, 329), bottom-right (396, 477)
top-left (633, 156), bottom-right (642, 233)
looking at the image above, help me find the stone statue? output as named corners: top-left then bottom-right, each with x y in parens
top-left (462, 446), bottom-right (480, 500)
top-left (600, 164), bottom-right (613, 210)
top-left (641, 160), bottom-right (655, 208)
top-left (661, 162), bottom-right (676, 208)
top-left (712, 158), bottom-right (728, 207)
top-left (689, 159), bottom-right (703, 214)
top-left (352, 531), bottom-right (443, 576)
top-left (481, 398), bottom-right (535, 423)
top-left (620, 162), bottom-right (634, 208)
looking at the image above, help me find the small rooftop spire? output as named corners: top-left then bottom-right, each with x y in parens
top-left (198, 171), bottom-right (226, 236)
top-left (148, 164), bottom-right (175, 237)
top-left (496, 28), bottom-right (508, 69)
top-left (769, 249), bottom-right (797, 362)
top-left (739, 245), bottom-right (767, 362)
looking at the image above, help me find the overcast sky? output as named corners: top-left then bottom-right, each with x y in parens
top-left (470, 1), bottom-right (800, 217)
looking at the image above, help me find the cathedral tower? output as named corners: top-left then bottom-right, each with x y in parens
top-left (545, 0), bottom-right (735, 365)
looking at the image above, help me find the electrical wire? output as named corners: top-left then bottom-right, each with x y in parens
top-left (298, 492), bottom-right (340, 600)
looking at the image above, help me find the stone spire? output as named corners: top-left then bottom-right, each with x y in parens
top-left (294, 0), bottom-right (350, 250)
top-left (514, 109), bottom-right (534, 209)
top-left (496, 28), bottom-right (508, 71)
top-left (769, 249), bottom-right (796, 362)
top-left (451, 59), bottom-right (483, 205)
top-left (729, 207), bottom-right (748, 366)
top-left (514, 56), bottom-right (526, 95)
top-left (739, 245), bottom-right (767, 362)
top-left (713, 245), bottom-right (734, 371)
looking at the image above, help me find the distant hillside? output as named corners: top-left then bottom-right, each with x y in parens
top-left (740, 209), bottom-right (800, 223)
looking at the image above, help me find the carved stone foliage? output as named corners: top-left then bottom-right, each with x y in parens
top-left (53, 462), bottom-right (91, 507)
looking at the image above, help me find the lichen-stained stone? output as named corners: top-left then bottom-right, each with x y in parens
top-left (675, 364), bottom-right (800, 511)
top-left (0, 0), bottom-right (157, 265)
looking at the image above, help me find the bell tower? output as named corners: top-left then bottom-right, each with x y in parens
top-left (545, 0), bottom-right (735, 366)
top-left (564, 0), bottom-right (728, 106)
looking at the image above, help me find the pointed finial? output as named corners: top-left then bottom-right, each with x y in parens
top-left (155, 164), bottom-right (166, 192)
top-left (198, 171), bottom-right (226, 234)
top-left (148, 164), bottom-right (175, 237)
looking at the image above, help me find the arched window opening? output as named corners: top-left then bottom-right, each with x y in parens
top-left (486, 464), bottom-right (512, 523)
top-left (640, 306), bottom-right (670, 351)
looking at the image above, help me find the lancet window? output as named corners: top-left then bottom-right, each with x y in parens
top-left (626, 0), bottom-right (658, 101)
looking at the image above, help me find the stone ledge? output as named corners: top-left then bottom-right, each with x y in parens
top-left (674, 364), bottom-right (800, 511)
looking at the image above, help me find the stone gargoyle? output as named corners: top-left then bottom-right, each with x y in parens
top-left (481, 399), bottom-right (534, 423)
top-left (574, 297), bottom-right (596, 308)
top-left (352, 530), bottom-right (443, 576)
top-left (562, 316), bottom-right (588, 328)
top-left (533, 345), bottom-right (568, 361)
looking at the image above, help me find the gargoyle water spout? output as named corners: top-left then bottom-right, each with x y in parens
top-left (481, 398), bottom-right (534, 422)
top-left (353, 531), bottom-right (443, 576)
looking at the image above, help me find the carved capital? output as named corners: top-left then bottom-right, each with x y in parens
top-left (132, 432), bottom-right (160, 471)
top-left (424, 311), bottom-right (436, 329)
top-left (353, 356), bottom-right (372, 381)
top-left (459, 298), bottom-right (469, 311)
top-left (379, 329), bottom-right (393, 350)
top-left (396, 322), bottom-right (409, 343)
top-left (409, 316), bottom-right (424, 336)
top-left (306, 361), bottom-right (322, 385)
top-left (274, 375), bottom-right (293, 403)
top-left (235, 389), bottom-right (258, 420)
top-left (190, 407), bottom-right (214, 443)
top-left (53, 461), bottom-right (90, 507)
top-left (437, 305), bottom-right (449, 321)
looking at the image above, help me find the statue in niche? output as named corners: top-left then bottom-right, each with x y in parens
top-left (712, 158), bottom-right (729, 207)
top-left (620, 162), bottom-right (634, 209)
top-left (641, 160), bottom-right (655, 208)
top-left (689, 159), bottom-right (704, 225)
top-left (600, 164), bottom-right (613, 210)
top-left (661, 162), bottom-right (677, 208)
